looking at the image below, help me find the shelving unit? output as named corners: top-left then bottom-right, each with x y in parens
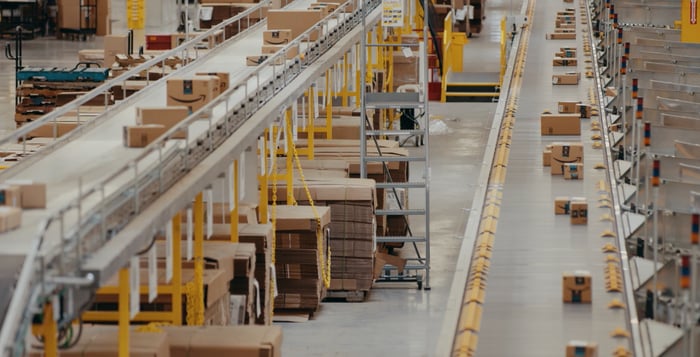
top-left (359, 0), bottom-right (431, 289)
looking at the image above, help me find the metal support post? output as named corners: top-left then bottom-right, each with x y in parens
top-left (230, 161), bottom-right (239, 242)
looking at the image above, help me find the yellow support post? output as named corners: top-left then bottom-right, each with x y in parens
top-left (230, 161), bottom-right (239, 242)
top-left (681, 0), bottom-right (700, 43)
top-left (193, 193), bottom-right (205, 326)
top-left (325, 69), bottom-right (333, 139)
top-left (500, 17), bottom-right (507, 85)
top-left (171, 214), bottom-right (183, 325)
top-left (41, 302), bottom-right (58, 357)
top-left (258, 133), bottom-right (269, 223)
top-left (118, 268), bottom-right (130, 357)
top-left (307, 88), bottom-right (315, 160)
top-left (285, 110), bottom-right (295, 205)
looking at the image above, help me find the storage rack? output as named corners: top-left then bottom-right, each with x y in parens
top-left (0, 0), bottom-right (41, 38)
top-left (359, 0), bottom-right (431, 289)
top-left (59, 0), bottom-right (97, 40)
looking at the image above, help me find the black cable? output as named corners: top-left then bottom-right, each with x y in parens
top-left (135, 234), bottom-right (157, 256)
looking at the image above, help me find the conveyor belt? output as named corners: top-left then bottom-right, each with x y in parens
top-left (439, 0), bottom-right (638, 354)
top-left (476, 0), bottom-right (632, 353)
top-left (0, 0), bottom-right (377, 352)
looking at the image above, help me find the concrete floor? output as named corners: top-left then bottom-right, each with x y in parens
top-left (0, 0), bottom-right (511, 354)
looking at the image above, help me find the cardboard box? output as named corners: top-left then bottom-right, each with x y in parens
top-left (261, 44), bottom-right (300, 60)
top-left (58, 0), bottom-right (81, 30)
top-left (311, 2), bottom-right (339, 12)
top-left (577, 104), bottom-right (592, 118)
top-left (566, 341), bottom-right (598, 357)
top-left (0, 184), bottom-right (22, 207)
top-left (570, 199), bottom-right (588, 225)
top-left (247, 55), bottom-right (272, 66)
top-left (562, 271), bottom-right (591, 303)
top-left (554, 197), bottom-right (570, 215)
top-left (555, 49), bottom-right (576, 57)
top-left (103, 34), bottom-right (129, 68)
top-left (0, 206), bottom-right (21, 233)
top-left (263, 29), bottom-right (294, 45)
top-left (553, 57), bottom-right (578, 66)
top-left (308, 4), bottom-right (334, 16)
top-left (543, 149), bottom-right (551, 167)
top-left (605, 86), bottom-right (617, 96)
top-left (540, 114), bottom-right (580, 136)
top-left (95, 0), bottom-right (111, 36)
top-left (552, 72), bottom-right (580, 85)
top-left (166, 76), bottom-right (220, 113)
top-left (550, 142), bottom-right (584, 175)
top-left (275, 205), bottom-right (331, 231)
top-left (28, 326), bottom-right (170, 357)
top-left (123, 125), bottom-right (167, 148)
top-left (195, 72), bottom-right (230, 93)
top-left (563, 163), bottom-right (584, 180)
top-left (136, 106), bottom-right (188, 139)
top-left (163, 325), bottom-right (282, 357)
top-left (5, 180), bottom-right (46, 209)
top-left (266, 9), bottom-right (323, 41)
top-left (558, 101), bottom-right (581, 113)
top-left (546, 32), bottom-right (576, 40)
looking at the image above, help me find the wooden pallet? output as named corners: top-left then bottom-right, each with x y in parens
top-left (324, 290), bottom-right (369, 302)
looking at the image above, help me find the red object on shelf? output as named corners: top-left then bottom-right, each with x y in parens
top-left (146, 35), bottom-right (172, 50)
top-left (427, 54), bottom-right (441, 101)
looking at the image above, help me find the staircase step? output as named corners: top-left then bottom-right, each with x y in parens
top-left (445, 93), bottom-right (499, 103)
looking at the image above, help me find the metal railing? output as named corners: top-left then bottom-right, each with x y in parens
top-left (0, 0), bottom-right (375, 354)
top-left (0, 0), bottom-right (271, 173)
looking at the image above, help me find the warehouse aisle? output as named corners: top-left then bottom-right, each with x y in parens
top-left (476, 0), bottom-right (631, 355)
top-left (280, 1), bottom-right (514, 355)
top-left (0, 0), bottom-right (507, 354)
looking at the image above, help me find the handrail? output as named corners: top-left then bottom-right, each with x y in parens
top-left (0, 0), bottom-right (370, 354)
top-left (0, 0), bottom-right (271, 150)
top-left (440, 10), bottom-right (454, 102)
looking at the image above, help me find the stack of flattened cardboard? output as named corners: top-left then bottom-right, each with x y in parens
top-left (271, 178), bottom-right (377, 294)
top-left (274, 205), bottom-right (331, 312)
top-left (238, 223), bottom-right (274, 325)
top-left (163, 325), bottom-right (282, 357)
top-left (229, 242), bottom-right (257, 325)
top-left (28, 326), bottom-right (170, 357)
top-left (87, 264), bottom-right (232, 326)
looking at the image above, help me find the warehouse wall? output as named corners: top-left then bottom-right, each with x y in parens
top-left (111, 0), bottom-right (180, 34)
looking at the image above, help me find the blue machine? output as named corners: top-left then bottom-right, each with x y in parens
top-left (17, 64), bottom-right (109, 82)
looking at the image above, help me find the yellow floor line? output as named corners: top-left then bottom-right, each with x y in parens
top-left (451, 0), bottom-right (536, 354)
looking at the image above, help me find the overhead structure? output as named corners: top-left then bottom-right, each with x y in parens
top-left (0, 0), bottom-right (387, 354)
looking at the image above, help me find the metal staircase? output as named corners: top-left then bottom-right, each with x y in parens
top-left (359, 1), bottom-right (431, 289)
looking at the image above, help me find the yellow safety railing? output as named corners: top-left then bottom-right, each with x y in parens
top-left (440, 11), bottom-right (455, 102)
top-left (499, 17), bottom-right (507, 85)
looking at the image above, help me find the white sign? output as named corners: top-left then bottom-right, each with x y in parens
top-left (382, 0), bottom-right (404, 27)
